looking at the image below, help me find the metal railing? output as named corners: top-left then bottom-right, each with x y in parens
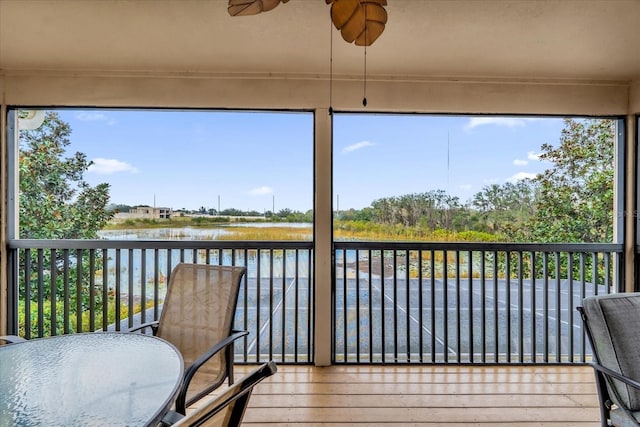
top-left (8, 239), bottom-right (624, 365)
top-left (7, 239), bottom-right (314, 364)
top-left (333, 241), bottom-right (623, 364)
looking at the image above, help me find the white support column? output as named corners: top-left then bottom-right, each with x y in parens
top-left (625, 114), bottom-right (637, 292)
top-left (313, 108), bottom-right (332, 366)
top-left (0, 103), bottom-right (7, 335)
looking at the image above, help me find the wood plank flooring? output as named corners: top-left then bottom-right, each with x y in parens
top-left (226, 364), bottom-right (601, 426)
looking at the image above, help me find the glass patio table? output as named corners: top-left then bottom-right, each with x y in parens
top-left (0, 332), bottom-right (184, 426)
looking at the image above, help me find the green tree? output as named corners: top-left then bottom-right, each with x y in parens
top-left (19, 112), bottom-right (114, 239)
top-left (522, 118), bottom-right (615, 243)
top-left (18, 111), bottom-right (115, 335)
top-left (471, 180), bottom-right (538, 238)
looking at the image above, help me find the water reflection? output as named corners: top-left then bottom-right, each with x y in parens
top-left (98, 223), bottom-right (311, 240)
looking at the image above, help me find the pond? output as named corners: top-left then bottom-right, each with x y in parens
top-left (98, 222), bottom-right (312, 240)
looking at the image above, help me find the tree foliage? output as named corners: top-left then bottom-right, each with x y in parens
top-left (337, 118), bottom-right (614, 244)
top-left (18, 112), bottom-right (115, 335)
top-left (470, 180), bottom-right (538, 238)
top-left (521, 118), bottom-right (615, 243)
top-left (19, 112), bottom-right (114, 239)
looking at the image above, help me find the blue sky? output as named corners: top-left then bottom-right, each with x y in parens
top-left (52, 109), bottom-right (564, 212)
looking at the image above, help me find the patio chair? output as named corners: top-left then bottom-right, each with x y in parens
top-left (160, 361), bottom-right (277, 427)
top-left (0, 335), bottom-right (26, 345)
top-left (578, 293), bottom-right (640, 427)
top-left (128, 263), bottom-right (248, 414)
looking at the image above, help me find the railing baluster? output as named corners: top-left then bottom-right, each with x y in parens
top-left (493, 251), bottom-right (500, 363)
top-left (393, 249), bottom-right (398, 362)
top-left (518, 251), bottom-right (523, 363)
top-left (356, 249), bottom-right (361, 363)
top-left (568, 252), bottom-right (574, 362)
top-left (455, 251), bottom-right (460, 363)
top-left (63, 249), bottom-right (70, 335)
top-left (24, 249), bottom-right (32, 339)
top-left (580, 252), bottom-right (586, 362)
top-left (75, 249), bottom-right (83, 333)
top-left (530, 252), bottom-right (536, 363)
top-left (404, 249), bottom-right (410, 363)
top-left (468, 250), bottom-right (473, 363)
top-left (281, 249), bottom-right (286, 364)
top-left (554, 251), bottom-right (561, 363)
top-left (102, 248), bottom-right (109, 331)
top-left (50, 248), bottom-right (58, 336)
top-left (128, 249), bottom-right (134, 329)
top-left (89, 249), bottom-right (96, 332)
top-left (505, 251), bottom-right (511, 363)
top-left (115, 248), bottom-right (121, 331)
top-left (442, 249), bottom-right (448, 363)
top-left (140, 248), bottom-right (146, 327)
top-left (430, 250), bottom-right (435, 363)
top-left (418, 249), bottom-right (424, 364)
top-left (37, 249), bottom-right (44, 337)
top-left (543, 252), bottom-right (549, 363)
top-left (368, 249), bottom-right (374, 363)
top-left (294, 249), bottom-right (299, 363)
top-left (480, 250), bottom-right (486, 364)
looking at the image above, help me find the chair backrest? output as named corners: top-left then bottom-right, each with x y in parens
top-left (157, 263), bottom-right (247, 388)
top-left (171, 361), bottom-right (277, 427)
top-left (581, 293), bottom-right (640, 411)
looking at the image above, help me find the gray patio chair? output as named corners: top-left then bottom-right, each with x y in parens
top-left (160, 361), bottom-right (277, 427)
top-left (578, 293), bottom-right (640, 427)
top-left (128, 263), bottom-right (248, 414)
top-left (0, 335), bottom-right (26, 345)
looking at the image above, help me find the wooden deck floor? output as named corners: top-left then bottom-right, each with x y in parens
top-left (228, 364), bottom-right (601, 426)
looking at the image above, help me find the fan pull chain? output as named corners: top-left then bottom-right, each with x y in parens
top-left (329, 14), bottom-right (334, 116)
top-left (362, 5), bottom-right (368, 107)
top-left (363, 44), bottom-right (367, 107)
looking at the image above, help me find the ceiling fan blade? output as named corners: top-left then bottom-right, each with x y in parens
top-left (355, 1), bottom-right (387, 46)
top-left (329, 0), bottom-right (361, 30)
top-left (228, 0), bottom-right (288, 17)
top-left (329, 0), bottom-right (387, 46)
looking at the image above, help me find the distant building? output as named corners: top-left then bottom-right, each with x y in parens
top-left (127, 207), bottom-right (172, 219)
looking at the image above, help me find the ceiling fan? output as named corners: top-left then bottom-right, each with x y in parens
top-left (227, 0), bottom-right (388, 46)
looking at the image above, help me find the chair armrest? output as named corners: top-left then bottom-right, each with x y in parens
top-left (0, 335), bottom-right (26, 344)
top-left (158, 409), bottom-right (184, 426)
top-left (592, 362), bottom-right (640, 391)
top-left (175, 329), bottom-right (249, 413)
top-left (126, 320), bottom-right (159, 335)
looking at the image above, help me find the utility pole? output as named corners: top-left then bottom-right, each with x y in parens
top-left (217, 195), bottom-right (220, 216)
top-left (272, 195), bottom-right (275, 215)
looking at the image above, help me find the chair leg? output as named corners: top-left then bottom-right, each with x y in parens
top-left (594, 370), bottom-right (611, 427)
top-left (227, 344), bottom-right (234, 385)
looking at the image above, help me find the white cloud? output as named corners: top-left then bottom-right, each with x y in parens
top-left (88, 158), bottom-right (138, 174)
top-left (507, 172), bottom-right (537, 182)
top-left (75, 112), bottom-right (116, 125)
top-left (466, 117), bottom-right (539, 129)
top-left (248, 186), bottom-right (273, 196)
top-left (527, 151), bottom-right (542, 161)
top-left (483, 178), bottom-right (499, 185)
top-left (459, 184), bottom-right (472, 191)
top-left (513, 159), bottom-right (528, 166)
top-left (342, 140), bottom-right (375, 154)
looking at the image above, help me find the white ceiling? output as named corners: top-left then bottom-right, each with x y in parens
top-left (1, 0), bottom-right (639, 82)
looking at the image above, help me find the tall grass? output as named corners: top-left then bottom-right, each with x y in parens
top-left (216, 226), bottom-right (312, 241)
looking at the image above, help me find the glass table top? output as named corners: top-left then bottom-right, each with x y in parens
top-left (0, 332), bottom-right (184, 426)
